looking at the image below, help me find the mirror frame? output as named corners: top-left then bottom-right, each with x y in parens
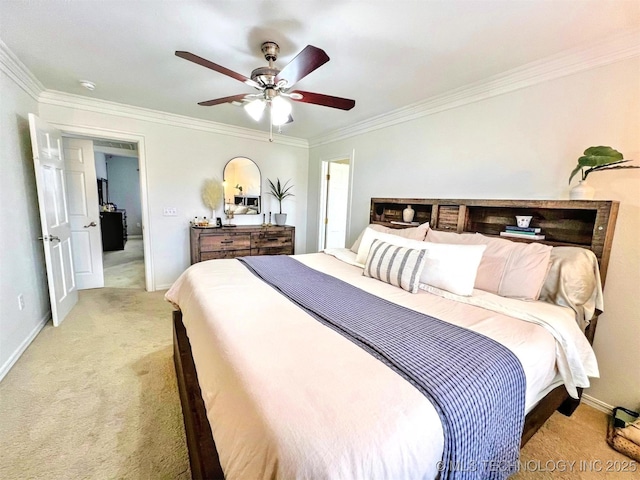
top-left (223, 156), bottom-right (262, 215)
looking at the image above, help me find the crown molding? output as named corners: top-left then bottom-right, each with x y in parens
top-left (309, 29), bottom-right (640, 147)
top-left (0, 38), bottom-right (45, 101)
top-left (38, 90), bottom-right (309, 148)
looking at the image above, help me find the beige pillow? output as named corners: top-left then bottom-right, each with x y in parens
top-left (539, 247), bottom-right (604, 330)
top-left (425, 229), bottom-right (552, 300)
top-left (350, 222), bottom-right (429, 253)
top-left (356, 228), bottom-right (428, 265)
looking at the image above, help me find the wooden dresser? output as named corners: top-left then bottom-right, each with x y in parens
top-left (100, 210), bottom-right (127, 251)
top-left (190, 225), bottom-right (295, 264)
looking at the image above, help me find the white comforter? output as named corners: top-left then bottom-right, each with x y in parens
top-left (166, 252), bottom-right (597, 480)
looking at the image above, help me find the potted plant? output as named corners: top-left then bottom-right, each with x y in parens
top-left (268, 178), bottom-right (294, 226)
top-left (569, 146), bottom-right (638, 199)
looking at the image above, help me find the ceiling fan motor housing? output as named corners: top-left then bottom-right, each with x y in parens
top-left (261, 41), bottom-right (279, 62)
top-left (250, 66), bottom-right (280, 88)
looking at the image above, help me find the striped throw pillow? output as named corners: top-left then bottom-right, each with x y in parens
top-left (363, 239), bottom-right (427, 293)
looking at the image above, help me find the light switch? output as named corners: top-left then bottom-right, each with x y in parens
top-left (163, 207), bottom-right (177, 216)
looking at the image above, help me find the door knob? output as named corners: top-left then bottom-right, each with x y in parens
top-left (37, 235), bottom-right (60, 242)
top-left (84, 221), bottom-right (97, 228)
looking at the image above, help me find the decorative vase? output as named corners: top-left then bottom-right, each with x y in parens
top-left (403, 205), bottom-right (415, 223)
top-left (274, 213), bottom-right (287, 226)
top-left (570, 180), bottom-right (595, 200)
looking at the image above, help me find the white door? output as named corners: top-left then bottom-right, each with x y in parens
top-left (63, 138), bottom-right (104, 289)
top-left (324, 162), bottom-right (350, 249)
top-left (28, 114), bottom-right (78, 326)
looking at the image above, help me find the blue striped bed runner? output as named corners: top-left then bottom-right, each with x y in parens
top-left (239, 255), bottom-right (526, 479)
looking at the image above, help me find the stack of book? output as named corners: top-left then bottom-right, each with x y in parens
top-left (499, 225), bottom-right (545, 240)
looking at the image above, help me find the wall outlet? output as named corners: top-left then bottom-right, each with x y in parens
top-left (18, 294), bottom-right (25, 311)
top-left (163, 207), bottom-right (177, 216)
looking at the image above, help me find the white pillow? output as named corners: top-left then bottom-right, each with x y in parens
top-left (419, 243), bottom-right (486, 296)
top-left (356, 228), bottom-right (486, 296)
top-left (425, 229), bottom-right (552, 300)
top-left (356, 228), bottom-right (430, 265)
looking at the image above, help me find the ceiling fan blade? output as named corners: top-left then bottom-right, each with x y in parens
top-left (175, 51), bottom-right (261, 89)
top-left (198, 94), bottom-right (249, 106)
top-left (274, 45), bottom-right (329, 88)
top-left (290, 90), bottom-right (355, 110)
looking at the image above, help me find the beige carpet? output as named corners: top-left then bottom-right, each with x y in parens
top-left (0, 288), bottom-right (190, 480)
top-left (0, 285), bottom-right (633, 479)
top-left (103, 238), bottom-right (145, 289)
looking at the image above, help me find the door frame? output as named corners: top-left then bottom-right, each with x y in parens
top-left (317, 150), bottom-right (355, 251)
top-left (50, 122), bottom-right (154, 292)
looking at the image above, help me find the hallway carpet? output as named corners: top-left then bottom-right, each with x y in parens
top-left (103, 238), bottom-right (145, 289)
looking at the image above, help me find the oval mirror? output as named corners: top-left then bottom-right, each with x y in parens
top-left (223, 157), bottom-right (261, 215)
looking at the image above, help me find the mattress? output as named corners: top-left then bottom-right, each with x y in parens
top-left (165, 251), bottom-right (598, 479)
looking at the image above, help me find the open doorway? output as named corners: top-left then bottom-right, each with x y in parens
top-left (94, 142), bottom-right (144, 289)
top-left (63, 133), bottom-right (148, 291)
top-left (318, 156), bottom-right (352, 251)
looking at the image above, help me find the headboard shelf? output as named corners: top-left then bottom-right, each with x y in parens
top-left (370, 198), bottom-right (619, 284)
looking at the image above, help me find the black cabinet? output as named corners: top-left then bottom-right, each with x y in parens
top-left (100, 210), bottom-right (127, 251)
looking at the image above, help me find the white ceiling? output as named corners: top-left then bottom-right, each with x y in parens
top-left (1, 1), bottom-right (638, 140)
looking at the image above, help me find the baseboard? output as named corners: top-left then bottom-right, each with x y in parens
top-left (582, 394), bottom-right (614, 414)
top-left (0, 311), bottom-right (50, 381)
top-left (128, 235), bottom-right (143, 239)
top-left (155, 283), bottom-right (173, 291)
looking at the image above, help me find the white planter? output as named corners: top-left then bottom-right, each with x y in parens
top-left (274, 213), bottom-right (287, 226)
top-left (570, 180), bottom-right (595, 200)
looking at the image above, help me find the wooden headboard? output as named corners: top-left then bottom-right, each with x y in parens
top-left (370, 198), bottom-right (619, 284)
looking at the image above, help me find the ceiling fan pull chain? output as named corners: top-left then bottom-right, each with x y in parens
top-left (269, 107), bottom-right (274, 142)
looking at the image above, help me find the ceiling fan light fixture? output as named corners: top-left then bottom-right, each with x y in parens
top-left (244, 99), bottom-right (266, 121)
top-left (270, 96), bottom-right (292, 126)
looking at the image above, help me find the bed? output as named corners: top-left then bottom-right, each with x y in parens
top-left (167, 198), bottom-right (619, 480)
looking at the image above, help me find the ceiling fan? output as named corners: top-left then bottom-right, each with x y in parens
top-left (175, 42), bottom-right (355, 138)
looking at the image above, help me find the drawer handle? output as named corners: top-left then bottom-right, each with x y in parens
top-left (265, 238), bottom-right (278, 242)
top-left (221, 240), bottom-right (233, 244)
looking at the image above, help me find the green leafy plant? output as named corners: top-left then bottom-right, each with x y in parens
top-left (235, 184), bottom-right (243, 194)
top-left (267, 178), bottom-right (294, 214)
top-left (569, 146), bottom-right (638, 184)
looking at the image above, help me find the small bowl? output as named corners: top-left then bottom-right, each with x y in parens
top-left (516, 215), bottom-right (533, 228)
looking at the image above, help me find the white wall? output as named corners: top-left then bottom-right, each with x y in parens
top-left (0, 69), bottom-right (50, 377)
top-left (38, 101), bottom-right (309, 290)
top-left (308, 57), bottom-right (640, 410)
top-left (94, 151), bottom-right (107, 179)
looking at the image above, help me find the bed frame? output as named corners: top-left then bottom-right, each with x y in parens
top-left (173, 198), bottom-right (619, 479)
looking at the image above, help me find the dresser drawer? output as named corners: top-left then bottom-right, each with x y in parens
top-left (200, 233), bottom-right (251, 252)
top-left (253, 247), bottom-right (292, 256)
top-left (251, 231), bottom-right (293, 249)
top-left (201, 249), bottom-right (251, 261)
